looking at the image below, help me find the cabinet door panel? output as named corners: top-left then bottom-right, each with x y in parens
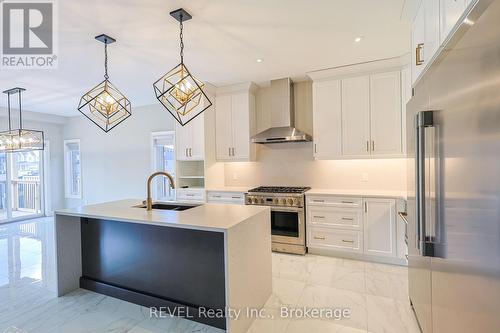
top-left (341, 76), bottom-right (371, 157)
top-left (175, 121), bottom-right (191, 161)
top-left (231, 93), bottom-right (250, 160)
top-left (411, 1), bottom-right (425, 85)
top-left (440, 0), bottom-right (466, 42)
top-left (215, 95), bottom-right (232, 160)
top-left (370, 71), bottom-right (402, 156)
top-left (190, 113), bottom-right (205, 160)
top-left (312, 80), bottom-right (342, 159)
top-left (364, 198), bottom-right (396, 257)
top-left (424, 0), bottom-right (441, 62)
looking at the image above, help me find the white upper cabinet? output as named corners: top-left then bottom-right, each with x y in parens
top-left (176, 113), bottom-right (205, 161)
top-left (341, 76), bottom-right (371, 157)
top-left (215, 83), bottom-right (256, 162)
top-left (411, 0), bottom-right (470, 86)
top-left (440, 0), bottom-right (466, 41)
top-left (424, 0), bottom-right (441, 63)
top-left (370, 71), bottom-right (402, 156)
top-left (309, 57), bottom-right (407, 160)
top-left (411, 1), bottom-right (425, 86)
top-left (215, 94), bottom-right (232, 160)
top-left (363, 198), bottom-right (397, 257)
top-left (312, 80), bottom-right (342, 159)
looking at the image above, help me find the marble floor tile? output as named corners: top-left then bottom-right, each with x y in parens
top-left (246, 307), bottom-right (290, 333)
top-left (307, 260), bottom-right (365, 293)
top-left (365, 269), bottom-right (409, 301)
top-left (269, 277), bottom-right (306, 307)
top-left (272, 253), bottom-right (316, 282)
top-left (366, 295), bottom-right (420, 333)
top-left (286, 319), bottom-right (367, 333)
top-left (297, 284), bottom-right (368, 331)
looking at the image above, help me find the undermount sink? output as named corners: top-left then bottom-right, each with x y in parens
top-left (133, 202), bottom-right (200, 211)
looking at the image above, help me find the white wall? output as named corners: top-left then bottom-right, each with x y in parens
top-left (63, 104), bottom-right (177, 207)
top-left (0, 110), bottom-right (66, 213)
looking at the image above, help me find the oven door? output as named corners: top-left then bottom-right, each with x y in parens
top-left (270, 206), bottom-right (305, 246)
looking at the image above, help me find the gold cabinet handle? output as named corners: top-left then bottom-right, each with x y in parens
top-left (314, 236), bottom-right (326, 240)
top-left (366, 140), bottom-right (370, 152)
top-left (371, 141), bottom-right (375, 151)
top-left (342, 239), bottom-right (354, 243)
top-left (416, 43), bottom-right (424, 66)
top-left (313, 215), bottom-right (325, 219)
top-left (312, 199), bottom-right (324, 203)
top-left (341, 217), bottom-right (354, 221)
top-left (232, 147), bottom-right (235, 156)
top-left (228, 147), bottom-right (231, 157)
top-left (341, 201), bottom-right (354, 204)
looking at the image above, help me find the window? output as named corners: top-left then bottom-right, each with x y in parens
top-left (151, 132), bottom-right (175, 201)
top-left (64, 139), bottom-right (81, 199)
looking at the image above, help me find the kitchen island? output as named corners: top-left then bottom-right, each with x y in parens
top-left (54, 199), bottom-right (272, 333)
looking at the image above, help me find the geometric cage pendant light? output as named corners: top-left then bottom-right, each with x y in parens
top-left (0, 87), bottom-right (44, 153)
top-left (153, 8), bottom-right (212, 127)
top-left (78, 34), bottom-right (132, 133)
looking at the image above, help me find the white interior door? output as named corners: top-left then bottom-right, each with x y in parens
top-left (215, 94), bottom-right (233, 160)
top-left (313, 80), bottom-right (342, 159)
top-left (370, 71), bottom-right (402, 156)
top-left (341, 76), bottom-right (371, 157)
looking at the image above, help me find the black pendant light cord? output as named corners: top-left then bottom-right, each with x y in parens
top-left (18, 90), bottom-right (22, 129)
top-left (7, 92), bottom-right (11, 131)
top-left (104, 42), bottom-right (109, 80)
top-left (179, 16), bottom-right (184, 64)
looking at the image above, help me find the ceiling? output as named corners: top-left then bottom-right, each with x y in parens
top-left (0, 0), bottom-right (411, 117)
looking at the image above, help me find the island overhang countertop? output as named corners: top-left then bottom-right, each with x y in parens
top-left (55, 199), bottom-right (270, 232)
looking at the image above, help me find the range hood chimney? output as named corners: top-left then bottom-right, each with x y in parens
top-left (251, 78), bottom-right (312, 144)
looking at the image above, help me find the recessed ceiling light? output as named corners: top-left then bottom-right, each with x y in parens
top-left (256, 58), bottom-right (263, 63)
top-left (354, 36), bottom-right (363, 43)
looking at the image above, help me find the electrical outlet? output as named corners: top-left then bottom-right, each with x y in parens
top-left (361, 173), bottom-right (369, 182)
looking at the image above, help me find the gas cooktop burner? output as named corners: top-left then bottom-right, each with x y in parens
top-left (248, 186), bottom-right (311, 194)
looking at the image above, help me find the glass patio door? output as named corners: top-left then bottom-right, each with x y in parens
top-left (0, 151), bottom-right (43, 223)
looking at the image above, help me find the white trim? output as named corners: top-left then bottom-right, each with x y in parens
top-left (43, 140), bottom-right (52, 216)
top-left (63, 139), bottom-right (82, 199)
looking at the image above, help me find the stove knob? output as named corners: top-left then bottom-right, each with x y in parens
top-left (273, 198), bottom-right (279, 204)
top-left (280, 198), bottom-right (287, 205)
top-left (253, 198), bottom-right (259, 204)
top-left (287, 198), bottom-right (294, 206)
top-left (247, 197), bottom-right (253, 204)
top-left (260, 198), bottom-right (265, 204)
top-left (293, 198), bottom-right (299, 206)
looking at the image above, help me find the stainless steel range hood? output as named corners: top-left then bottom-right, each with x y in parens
top-left (251, 78), bottom-right (312, 144)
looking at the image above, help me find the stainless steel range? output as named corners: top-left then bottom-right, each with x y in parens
top-left (245, 186), bottom-right (310, 255)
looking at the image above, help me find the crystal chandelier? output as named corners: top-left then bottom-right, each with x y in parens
top-left (153, 8), bottom-right (212, 126)
top-left (78, 34), bottom-right (131, 132)
top-left (0, 88), bottom-right (44, 153)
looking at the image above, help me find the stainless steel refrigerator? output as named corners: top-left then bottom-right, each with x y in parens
top-left (406, 0), bottom-right (500, 332)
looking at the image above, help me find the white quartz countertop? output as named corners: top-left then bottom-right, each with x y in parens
top-left (205, 187), bottom-right (251, 193)
top-left (307, 188), bottom-right (407, 199)
top-left (55, 199), bottom-right (269, 232)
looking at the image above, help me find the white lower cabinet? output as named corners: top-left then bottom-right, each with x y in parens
top-left (307, 194), bottom-right (404, 264)
top-left (206, 191), bottom-right (245, 205)
top-left (176, 188), bottom-right (205, 203)
top-left (363, 198), bottom-right (397, 257)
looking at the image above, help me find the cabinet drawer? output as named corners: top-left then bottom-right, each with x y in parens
top-left (308, 227), bottom-right (362, 253)
top-left (176, 189), bottom-right (205, 202)
top-left (207, 191), bottom-right (245, 204)
top-left (308, 207), bottom-right (361, 229)
top-left (307, 196), bottom-right (362, 208)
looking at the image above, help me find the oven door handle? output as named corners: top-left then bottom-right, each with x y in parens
top-left (270, 207), bottom-right (303, 213)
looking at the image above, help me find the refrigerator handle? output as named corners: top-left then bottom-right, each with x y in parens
top-left (416, 111), bottom-right (436, 257)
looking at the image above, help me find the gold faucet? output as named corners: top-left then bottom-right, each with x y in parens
top-left (146, 171), bottom-right (175, 211)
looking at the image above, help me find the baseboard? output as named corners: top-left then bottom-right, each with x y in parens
top-left (308, 247), bottom-right (407, 266)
